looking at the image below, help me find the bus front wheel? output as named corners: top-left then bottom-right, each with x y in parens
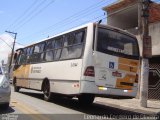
top-left (42, 80), bottom-right (52, 102)
top-left (14, 85), bottom-right (20, 92)
top-left (13, 78), bottom-right (20, 92)
top-left (78, 94), bottom-right (95, 105)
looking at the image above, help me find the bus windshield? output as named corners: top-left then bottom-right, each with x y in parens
top-left (97, 27), bottom-right (139, 59)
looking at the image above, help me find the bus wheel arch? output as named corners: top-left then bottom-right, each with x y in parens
top-left (13, 77), bottom-right (20, 92)
top-left (42, 78), bottom-right (53, 101)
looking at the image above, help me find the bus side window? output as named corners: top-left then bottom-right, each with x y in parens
top-left (54, 37), bottom-right (63, 60)
top-left (39, 42), bottom-right (45, 62)
top-left (44, 40), bottom-right (55, 61)
top-left (26, 46), bottom-right (34, 63)
top-left (32, 42), bottom-right (45, 63)
top-left (18, 51), bottom-right (26, 65)
top-left (14, 49), bottom-right (21, 65)
top-left (74, 31), bottom-right (85, 44)
top-left (64, 33), bottom-right (74, 47)
top-left (54, 37), bottom-right (63, 49)
top-left (19, 48), bottom-right (28, 64)
top-left (61, 30), bottom-right (85, 60)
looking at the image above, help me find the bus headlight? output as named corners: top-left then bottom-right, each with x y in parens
top-left (0, 76), bottom-right (10, 88)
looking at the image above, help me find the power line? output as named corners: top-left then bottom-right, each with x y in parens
top-left (41, 9), bottom-right (106, 36)
top-left (14, 0), bottom-right (55, 31)
top-left (0, 37), bottom-right (25, 48)
top-left (50, 14), bottom-right (106, 36)
top-left (23, 0), bottom-right (138, 43)
top-left (0, 37), bottom-right (12, 49)
top-left (45, 2), bottom-right (139, 38)
top-left (23, 14), bottom-right (106, 45)
top-left (14, 0), bottom-right (160, 47)
top-left (7, 0), bottom-right (48, 31)
top-left (6, 0), bottom-right (38, 30)
top-left (24, 0), bottom-right (107, 37)
top-left (20, 0), bottom-right (159, 45)
top-left (15, 42), bottom-right (25, 47)
top-left (12, 0), bottom-right (47, 30)
top-left (20, 0), bottom-right (111, 40)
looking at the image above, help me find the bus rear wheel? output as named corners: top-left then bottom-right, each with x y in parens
top-left (78, 94), bottom-right (95, 105)
top-left (42, 80), bottom-right (52, 102)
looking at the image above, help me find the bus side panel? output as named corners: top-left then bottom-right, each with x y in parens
top-left (79, 24), bottom-right (139, 98)
top-left (28, 59), bottom-right (83, 95)
top-left (13, 65), bottom-right (30, 88)
top-left (79, 24), bottom-right (97, 94)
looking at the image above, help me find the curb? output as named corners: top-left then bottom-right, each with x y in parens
top-left (95, 100), bottom-right (159, 115)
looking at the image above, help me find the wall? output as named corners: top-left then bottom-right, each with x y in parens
top-left (136, 22), bottom-right (160, 56)
top-left (107, 4), bottom-right (138, 30)
top-left (149, 22), bottom-right (160, 55)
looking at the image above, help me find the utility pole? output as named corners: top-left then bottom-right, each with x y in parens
top-left (140, 0), bottom-right (152, 108)
top-left (5, 31), bottom-right (17, 77)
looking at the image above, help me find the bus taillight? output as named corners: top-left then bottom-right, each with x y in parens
top-left (84, 66), bottom-right (95, 77)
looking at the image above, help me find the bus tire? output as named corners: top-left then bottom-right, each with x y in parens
top-left (13, 78), bottom-right (20, 92)
top-left (42, 79), bottom-right (52, 102)
top-left (1, 103), bottom-right (9, 109)
top-left (78, 94), bottom-right (95, 105)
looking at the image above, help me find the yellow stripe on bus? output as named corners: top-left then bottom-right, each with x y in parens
top-left (118, 64), bottom-right (137, 73)
top-left (13, 65), bottom-right (30, 78)
top-left (116, 74), bottom-right (136, 90)
top-left (118, 58), bottom-right (139, 66)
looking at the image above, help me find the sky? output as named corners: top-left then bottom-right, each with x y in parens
top-left (0, 0), bottom-right (117, 45)
top-left (0, 34), bottom-right (23, 63)
top-left (0, 0), bottom-right (158, 63)
top-left (0, 0), bottom-right (117, 63)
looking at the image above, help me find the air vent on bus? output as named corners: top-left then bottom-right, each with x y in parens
top-left (84, 66), bottom-right (95, 77)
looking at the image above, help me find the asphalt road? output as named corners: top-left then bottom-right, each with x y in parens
top-left (0, 86), bottom-right (150, 120)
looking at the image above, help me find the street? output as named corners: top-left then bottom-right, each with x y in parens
top-left (0, 86), bottom-right (150, 120)
top-left (0, 0), bottom-right (160, 119)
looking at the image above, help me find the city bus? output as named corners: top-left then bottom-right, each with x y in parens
top-left (13, 23), bottom-right (140, 104)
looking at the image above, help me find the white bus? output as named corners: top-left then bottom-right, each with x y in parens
top-left (13, 23), bottom-right (140, 104)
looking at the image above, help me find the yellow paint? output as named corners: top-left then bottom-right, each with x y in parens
top-left (13, 65), bottom-right (30, 87)
top-left (116, 57), bottom-right (139, 89)
top-left (118, 58), bottom-right (139, 66)
top-left (116, 74), bottom-right (136, 90)
top-left (11, 99), bottom-right (50, 120)
top-left (118, 64), bottom-right (137, 73)
top-left (13, 65), bottom-right (30, 78)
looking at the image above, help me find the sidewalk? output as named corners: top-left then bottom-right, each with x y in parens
top-left (95, 97), bottom-right (160, 115)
